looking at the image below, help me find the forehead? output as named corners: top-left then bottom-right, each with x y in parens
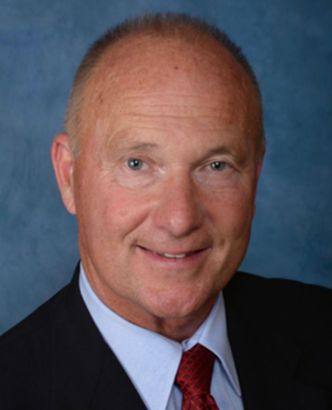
top-left (87, 35), bottom-right (252, 99)
top-left (80, 34), bottom-right (260, 143)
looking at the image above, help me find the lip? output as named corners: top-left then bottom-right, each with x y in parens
top-left (135, 245), bottom-right (211, 268)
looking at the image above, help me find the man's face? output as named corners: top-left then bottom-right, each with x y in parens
top-left (56, 37), bottom-right (262, 338)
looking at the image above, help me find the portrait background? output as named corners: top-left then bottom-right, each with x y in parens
top-left (1, 0), bottom-right (331, 334)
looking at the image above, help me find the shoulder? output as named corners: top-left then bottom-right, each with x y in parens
top-left (224, 272), bottom-right (332, 348)
top-left (225, 271), bottom-right (332, 326)
top-left (0, 280), bottom-right (74, 407)
top-left (0, 280), bottom-right (72, 348)
top-left (225, 272), bottom-right (332, 377)
top-left (226, 271), bottom-right (331, 310)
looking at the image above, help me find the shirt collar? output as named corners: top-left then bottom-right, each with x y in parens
top-left (185, 294), bottom-right (242, 396)
top-left (79, 265), bottom-right (181, 410)
top-left (79, 264), bottom-right (240, 409)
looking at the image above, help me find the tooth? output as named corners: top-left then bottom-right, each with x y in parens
top-left (163, 253), bottom-right (186, 259)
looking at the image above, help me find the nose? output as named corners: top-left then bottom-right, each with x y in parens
top-left (152, 174), bottom-right (204, 238)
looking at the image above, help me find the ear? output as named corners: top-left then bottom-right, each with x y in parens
top-left (51, 133), bottom-right (76, 214)
top-left (252, 158), bottom-right (264, 217)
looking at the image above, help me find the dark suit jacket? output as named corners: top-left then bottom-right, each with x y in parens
top-left (0, 267), bottom-right (331, 410)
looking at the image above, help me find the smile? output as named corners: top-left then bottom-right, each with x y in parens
top-left (136, 245), bottom-right (210, 262)
top-left (158, 252), bottom-right (187, 259)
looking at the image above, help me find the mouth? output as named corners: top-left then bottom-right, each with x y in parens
top-left (136, 245), bottom-right (210, 262)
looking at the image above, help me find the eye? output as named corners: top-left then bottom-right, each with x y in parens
top-left (127, 158), bottom-right (144, 171)
top-left (210, 160), bottom-right (226, 171)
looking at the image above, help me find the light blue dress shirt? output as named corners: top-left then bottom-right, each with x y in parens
top-left (79, 266), bottom-right (243, 410)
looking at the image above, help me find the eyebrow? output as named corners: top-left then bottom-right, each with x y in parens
top-left (119, 142), bottom-right (233, 154)
top-left (104, 136), bottom-right (160, 155)
top-left (203, 146), bottom-right (233, 157)
top-left (199, 144), bottom-right (247, 166)
top-left (124, 142), bottom-right (159, 151)
top-left (108, 136), bottom-right (247, 165)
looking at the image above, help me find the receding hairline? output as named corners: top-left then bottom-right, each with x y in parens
top-left (65, 13), bottom-right (265, 158)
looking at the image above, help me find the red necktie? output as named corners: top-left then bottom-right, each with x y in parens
top-left (176, 344), bottom-right (219, 410)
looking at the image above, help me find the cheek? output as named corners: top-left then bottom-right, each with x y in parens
top-left (98, 183), bottom-right (152, 238)
top-left (210, 188), bottom-right (255, 237)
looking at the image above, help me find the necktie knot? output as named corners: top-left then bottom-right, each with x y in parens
top-left (176, 344), bottom-right (219, 409)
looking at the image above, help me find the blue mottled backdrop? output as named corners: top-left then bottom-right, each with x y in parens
top-left (1, 0), bottom-right (331, 334)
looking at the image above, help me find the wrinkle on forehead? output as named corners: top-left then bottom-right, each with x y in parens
top-left (95, 98), bottom-right (247, 146)
top-left (79, 34), bottom-right (261, 152)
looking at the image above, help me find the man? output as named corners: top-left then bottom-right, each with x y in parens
top-left (0, 13), bottom-right (331, 410)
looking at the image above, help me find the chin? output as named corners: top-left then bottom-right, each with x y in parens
top-left (143, 286), bottom-right (216, 321)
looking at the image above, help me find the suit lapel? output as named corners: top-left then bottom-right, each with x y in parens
top-left (50, 268), bottom-right (146, 410)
